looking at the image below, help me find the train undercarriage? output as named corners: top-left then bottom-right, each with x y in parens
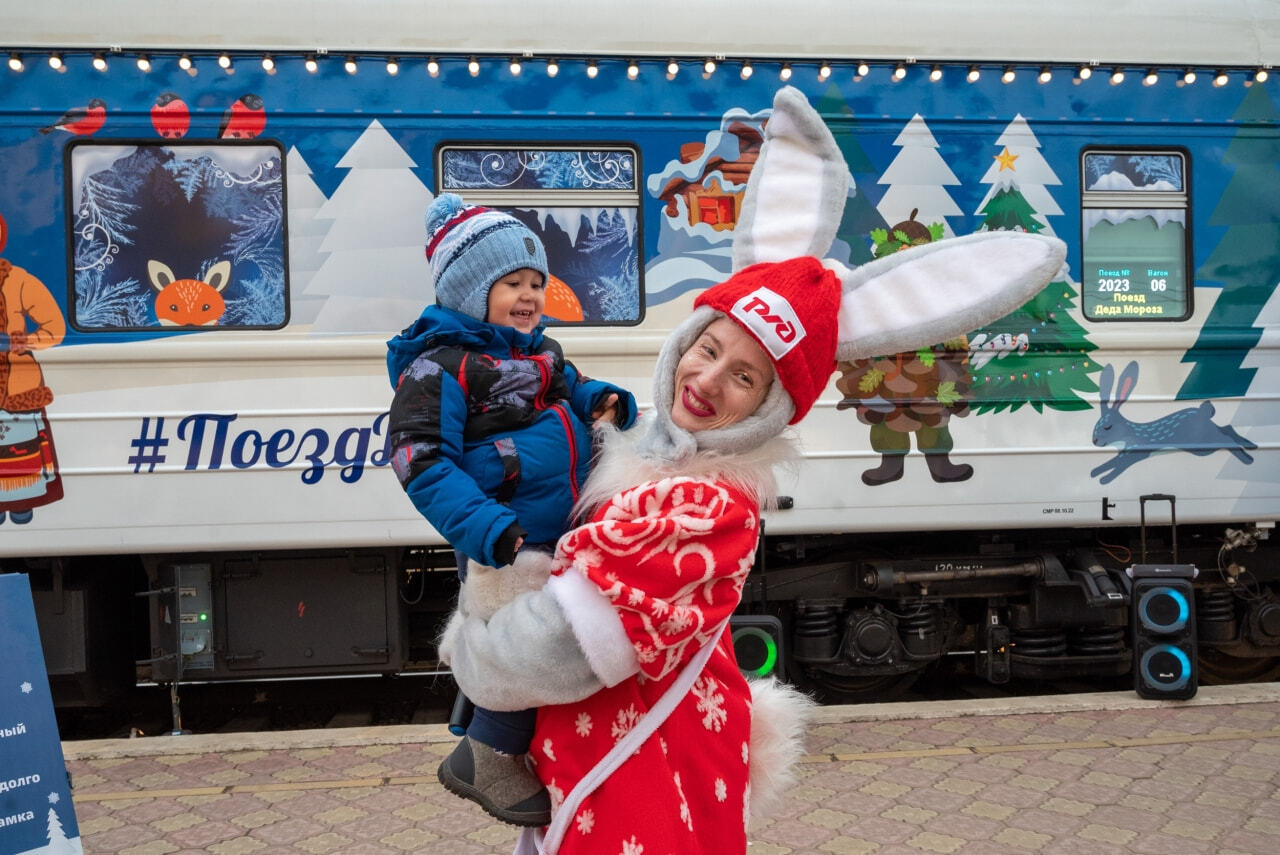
top-left (9, 520), bottom-right (1280, 722)
top-left (746, 521), bottom-right (1280, 702)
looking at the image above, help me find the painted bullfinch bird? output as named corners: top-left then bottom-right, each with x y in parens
top-left (150, 92), bottom-right (190, 138)
top-left (39, 98), bottom-right (107, 135)
top-left (218, 94), bottom-right (266, 139)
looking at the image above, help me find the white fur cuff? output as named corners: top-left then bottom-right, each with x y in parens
top-left (546, 571), bottom-right (638, 687)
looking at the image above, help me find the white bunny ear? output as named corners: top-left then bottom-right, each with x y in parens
top-left (733, 86), bottom-right (852, 272)
top-left (832, 231), bottom-right (1068, 361)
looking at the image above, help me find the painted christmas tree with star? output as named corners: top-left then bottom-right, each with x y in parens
top-left (968, 116), bottom-right (1098, 413)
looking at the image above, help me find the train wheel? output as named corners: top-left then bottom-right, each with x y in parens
top-left (792, 666), bottom-right (922, 704)
top-left (1197, 649), bottom-right (1280, 684)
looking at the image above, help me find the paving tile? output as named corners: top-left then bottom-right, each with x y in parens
top-left (163, 818), bottom-right (245, 850)
top-left (245, 816), bottom-right (320, 846)
top-left (992, 826), bottom-right (1052, 850)
top-left (1245, 814), bottom-right (1280, 836)
top-left (1077, 822), bottom-right (1138, 845)
top-left (972, 781), bottom-right (1049, 809)
top-left (904, 830), bottom-right (967, 853)
top-left (813, 837), bottom-right (878, 854)
top-left (962, 800), bottom-right (1018, 821)
top-left (900, 785), bottom-right (970, 813)
top-left (1048, 836), bottom-right (1129, 855)
top-left (1131, 830), bottom-right (1216, 854)
top-left (1220, 827), bottom-right (1280, 853)
top-left (923, 812), bottom-right (1003, 841)
top-left (204, 838), bottom-right (268, 854)
top-left (293, 830), bottom-right (354, 853)
top-left (61, 694), bottom-right (1280, 855)
top-left (113, 798), bottom-right (190, 824)
top-left (79, 823), bottom-right (162, 853)
top-left (117, 841), bottom-right (179, 855)
top-left (753, 816), bottom-right (837, 849)
top-left (1008, 806), bottom-right (1087, 836)
top-left (879, 803), bottom-right (936, 825)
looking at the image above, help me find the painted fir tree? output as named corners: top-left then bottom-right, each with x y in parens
top-left (42, 804), bottom-right (78, 853)
top-left (285, 146), bottom-right (332, 326)
top-left (973, 115), bottom-right (1063, 236)
top-left (968, 118), bottom-right (1098, 413)
top-left (876, 113), bottom-right (964, 237)
top-left (1179, 83), bottom-right (1280, 400)
top-left (816, 84), bottom-right (884, 265)
top-left (306, 119), bottom-right (433, 333)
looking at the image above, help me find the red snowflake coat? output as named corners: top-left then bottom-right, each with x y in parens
top-left (532, 474), bottom-right (759, 855)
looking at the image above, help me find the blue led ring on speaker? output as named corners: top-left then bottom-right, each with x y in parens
top-left (1139, 643), bottom-right (1192, 690)
top-left (1137, 585), bottom-right (1190, 632)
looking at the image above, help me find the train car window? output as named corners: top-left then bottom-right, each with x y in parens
top-left (1080, 149), bottom-right (1191, 322)
top-left (65, 140), bottom-right (288, 331)
top-left (437, 146), bottom-right (641, 325)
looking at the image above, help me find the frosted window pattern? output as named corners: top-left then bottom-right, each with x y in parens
top-left (68, 141), bottom-right (288, 331)
top-left (438, 146), bottom-right (642, 325)
top-left (442, 149), bottom-right (635, 191)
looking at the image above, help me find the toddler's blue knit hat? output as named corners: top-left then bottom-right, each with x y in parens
top-left (425, 193), bottom-right (548, 321)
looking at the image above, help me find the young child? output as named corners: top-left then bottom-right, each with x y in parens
top-left (386, 193), bottom-right (636, 827)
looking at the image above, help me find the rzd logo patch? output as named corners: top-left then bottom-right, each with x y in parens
top-left (730, 287), bottom-right (806, 359)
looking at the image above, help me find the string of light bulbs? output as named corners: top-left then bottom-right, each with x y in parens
top-left (2, 50), bottom-right (1271, 87)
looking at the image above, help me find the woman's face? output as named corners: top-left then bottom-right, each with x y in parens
top-left (671, 317), bottom-right (775, 433)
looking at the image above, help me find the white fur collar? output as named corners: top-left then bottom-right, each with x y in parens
top-left (576, 422), bottom-right (798, 521)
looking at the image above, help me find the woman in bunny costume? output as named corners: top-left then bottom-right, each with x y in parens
top-left (440, 86), bottom-right (1066, 855)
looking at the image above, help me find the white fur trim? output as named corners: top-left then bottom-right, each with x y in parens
top-left (546, 571), bottom-right (638, 687)
top-left (576, 424), bottom-right (795, 520)
top-left (462, 551), bottom-right (553, 621)
top-left (748, 677), bottom-right (816, 820)
top-left (436, 608), bottom-right (461, 666)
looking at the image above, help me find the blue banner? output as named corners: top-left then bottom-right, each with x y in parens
top-left (0, 574), bottom-right (82, 855)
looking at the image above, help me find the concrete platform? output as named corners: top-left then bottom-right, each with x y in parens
top-left (62, 683), bottom-right (1280, 854)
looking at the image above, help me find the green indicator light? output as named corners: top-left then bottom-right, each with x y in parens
top-left (754, 639), bottom-right (778, 677)
top-left (200, 613), bottom-right (208, 621)
top-left (734, 626), bottom-right (778, 677)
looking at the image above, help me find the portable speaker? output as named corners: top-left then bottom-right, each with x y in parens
top-left (1129, 564), bottom-right (1197, 700)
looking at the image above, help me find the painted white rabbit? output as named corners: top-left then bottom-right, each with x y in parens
top-left (1091, 360), bottom-right (1256, 484)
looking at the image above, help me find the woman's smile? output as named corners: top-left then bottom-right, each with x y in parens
top-left (679, 385), bottom-right (715, 418)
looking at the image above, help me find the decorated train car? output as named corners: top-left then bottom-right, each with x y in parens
top-left (3, 0), bottom-right (1279, 709)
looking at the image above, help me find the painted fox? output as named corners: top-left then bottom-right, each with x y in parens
top-left (148, 259), bottom-right (231, 326)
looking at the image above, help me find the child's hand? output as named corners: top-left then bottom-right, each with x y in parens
top-left (494, 522), bottom-right (527, 567)
top-left (592, 392), bottom-right (620, 426)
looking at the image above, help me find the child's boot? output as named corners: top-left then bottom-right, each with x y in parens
top-left (437, 735), bottom-right (551, 827)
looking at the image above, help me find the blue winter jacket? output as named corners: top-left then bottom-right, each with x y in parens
top-left (386, 306), bottom-right (636, 567)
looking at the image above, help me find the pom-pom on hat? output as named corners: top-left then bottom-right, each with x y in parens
top-left (695, 256), bottom-right (842, 424)
top-left (425, 193), bottom-right (549, 321)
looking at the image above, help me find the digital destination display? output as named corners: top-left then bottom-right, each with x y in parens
top-left (1082, 209), bottom-right (1189, 321)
